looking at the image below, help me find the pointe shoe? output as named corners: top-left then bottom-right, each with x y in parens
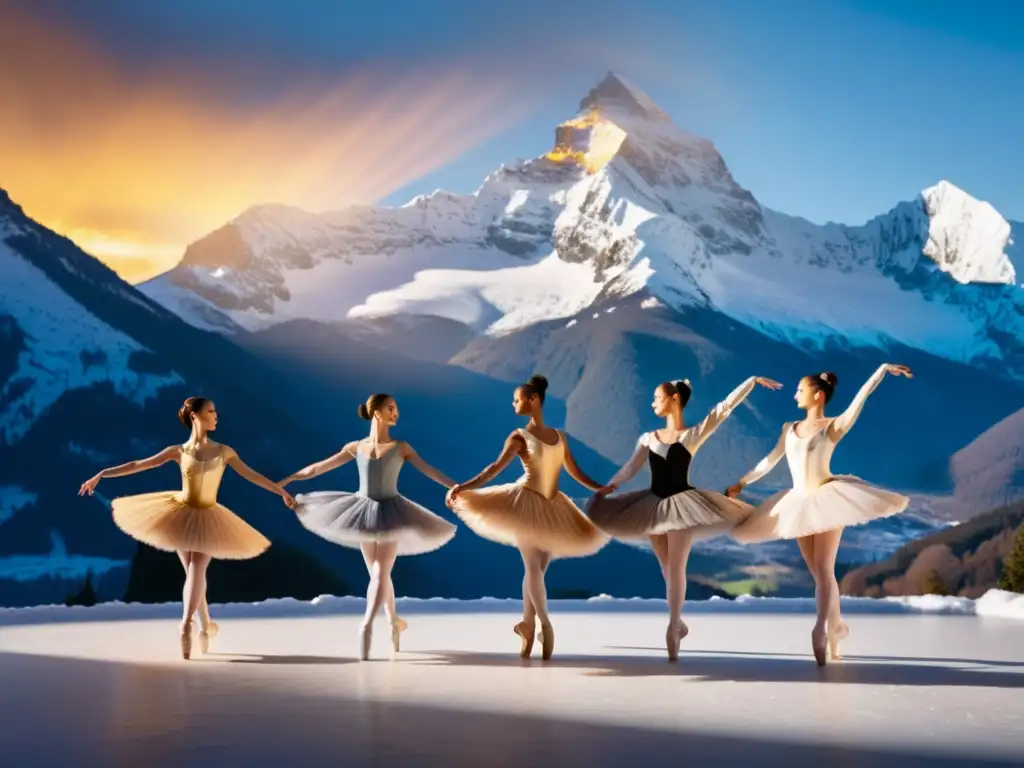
top-left (538, 623), bottom-right (555, 661)
top-left (198, 621), bottom-right (219, 655)
top-left (179, 621), bottom-right (194, 660)
top-left (514, 622), bottom-right (535, 658)
top-left (811, 626), bottom-right (827, 667)
top-left (828, 622), bottom-right (850, 661)
top-left (358, 623), bottom-right (373, 661)
top-left (390, 617), bottom-right (408, 653)
top-left (666, 621), bottom-right (689, 662)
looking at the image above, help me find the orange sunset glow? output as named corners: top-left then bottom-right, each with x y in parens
top-left (0, 8), bottom-right (531, 283)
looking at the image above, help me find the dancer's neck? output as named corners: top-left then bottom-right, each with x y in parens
top-left (804, 404), bottom-right (826, 421)
top-left (664, 409), bottom-right (685, 432)
top-left (186, 425), bottom-right (209, 448)
top-left (368, 420), bottom-right (392, 443)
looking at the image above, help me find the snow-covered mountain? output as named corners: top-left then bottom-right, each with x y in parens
top-left (0, 190), bottom-right (378, 605)
top-left (145, 73), bottom-right (1021, 373)
top-left (5, 188), bottom-right (739, 606)
top-left (141, 73), bottom-right (1024, 505)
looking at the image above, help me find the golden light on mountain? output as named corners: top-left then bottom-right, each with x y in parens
top-left (0, 8), bottom-right (529, 283)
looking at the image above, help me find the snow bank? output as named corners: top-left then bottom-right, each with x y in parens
top-left (2, 589), bottom-right (1022, 627)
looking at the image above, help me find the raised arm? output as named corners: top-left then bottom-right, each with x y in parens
top-left (78, 445), bottom-right (181, 496)
top-left (687, 377), bottom-right (781, 452)
top-left (400, 442), bottom-right (455, 489)
top-left (827, 364), bottom-right (912, 442)
top-left (596, 434), bottom-right (649, 495)
top-left (224, 446), bottom-right (296, 509)
top-left (560, 431), bottom-right (603, 493)
top-left (447, 432), bottom-right (524, 504)
top-left (725, 424), bottom-right (789, 497)
top-left (280, 443), bottom-right (358, 486)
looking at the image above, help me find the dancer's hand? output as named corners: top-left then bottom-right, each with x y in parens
top-left (754, 377), bottom-right (783, 390)
top-left (884, 364), bottom-right (913, 379)
top-left (78, 474), bottom-right (102, 496)
top-left (595, 483), bottom-right (617, 496)
top-left (280, 490), bottom-right (297, 509)
top-left (725, 482), bottom-right (744, 498)
top-left (446, 484), bottom-right (463, 507)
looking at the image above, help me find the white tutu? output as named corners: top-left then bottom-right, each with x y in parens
top-left (731, 475), bottom-right (908, 543)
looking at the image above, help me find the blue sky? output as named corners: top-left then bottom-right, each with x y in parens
top-left (19, 0), bottom-right (1024, 225)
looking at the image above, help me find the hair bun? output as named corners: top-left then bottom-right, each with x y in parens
top-left (177, 404), bottom-right (190, 427)
top-left (357, 403), bottom-right (371, 420)
top-left (527, 374), bottom-right (549, 396)
top-left (820, 372), bottom-right (838, 387)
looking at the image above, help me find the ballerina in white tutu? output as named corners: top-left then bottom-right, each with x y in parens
top-left (587, 375), bottom-right (781, 660)
top-left (280, 393), bottom-right (456, 660)
top-left (726, 363), bottom-right (912, 665)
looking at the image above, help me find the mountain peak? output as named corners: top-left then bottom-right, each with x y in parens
top-left (579, 72), bottom-right (670, 122)
top-left (920, 180), bottom-right (1015, 285)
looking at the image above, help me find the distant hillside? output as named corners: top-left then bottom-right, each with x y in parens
top-left (840, 500), bottom-right (1024, 598)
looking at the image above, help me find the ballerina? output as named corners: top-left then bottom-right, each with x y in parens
top-left (587, 375), bottom-right (781, 660)
top-left (78, 396), bottom-right (296, 659)
top-left (280, 393), bottom-right (457, 660)
top-left (725, 364), bottom-right (912, 666)
top-left (446, 374), bottom-right (608, 661)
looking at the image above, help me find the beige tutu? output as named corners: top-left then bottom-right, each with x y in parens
top-left (452, 482), bottom-right (608, 558)
top-left (111, 491), bottom-right (271, 560)
top-left (730, 475), bottom-right (908, 543)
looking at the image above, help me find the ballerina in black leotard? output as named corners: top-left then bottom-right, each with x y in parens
top-left (587, 375), bottom-right (781, 660)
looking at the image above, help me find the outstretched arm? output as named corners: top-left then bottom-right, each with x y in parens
top-left (224, 446), bottom-right (296, 508)
top-left (561, 431), bottom-right (603, 493)
top-left (725, 425), bottom-right (789, 497)
top-left (688, 377), bottom-right (781, 452)
top-left (280, 443), bottom-right (357, 486)
top-left (596, 435), bottom-right (649, 495)
top-left (78, 446), bottom-right (181, 496)
top-left (447, 432), bottom-right (524, 503)
top-left (401, 442), bottom-right (455, 489)
top-left (827, 364), bottom-right (912, 442)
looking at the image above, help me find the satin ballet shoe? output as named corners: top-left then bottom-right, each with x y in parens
top-left (179, 620), bottom-right (194, 660)
top-left (390, 617), bottom-right (408, 653)
top-left (828, 621), bottom-right (850, 661)
top-left (666, 620), bottom-right (690, 662)
top-left (198, 621), bottom-right (219, 655)
top-left (514, 622), bottom-right (535, 658)
top-left (358, 623), bottom-right (373, 661)
top-left (538, 623), bottom-right (555, 661)
top-left (811, 626), bottom-right (827, 667)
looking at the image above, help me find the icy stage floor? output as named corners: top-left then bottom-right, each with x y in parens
top-left (1, 602), bottom-right (1022, 766)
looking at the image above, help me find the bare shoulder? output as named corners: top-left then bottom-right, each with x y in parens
top-left (218, 443), bottom-right (238, 460)
top-left (165, 444), bottom-right (185, 462)
top-left (341, 440), bottom-right (362, 455)
top-left (396, 440), bottom-right (415, 457)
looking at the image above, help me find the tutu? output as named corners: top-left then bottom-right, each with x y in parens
top-left (731, 475), bottom-right (909, 543)
top-left (295, 491), bottom-right (455, 555)
top-left (112, 491), bottom-right (270, 559)
top-left (452, 482), bottom-right (607, 558)
top-left (586, 488), bottom-right (753, 541)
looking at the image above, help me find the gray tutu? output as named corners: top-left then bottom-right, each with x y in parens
top-left (586, 489), bottom-right (753, 541)
top-left (294, 491), bottom-right (456, 555)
